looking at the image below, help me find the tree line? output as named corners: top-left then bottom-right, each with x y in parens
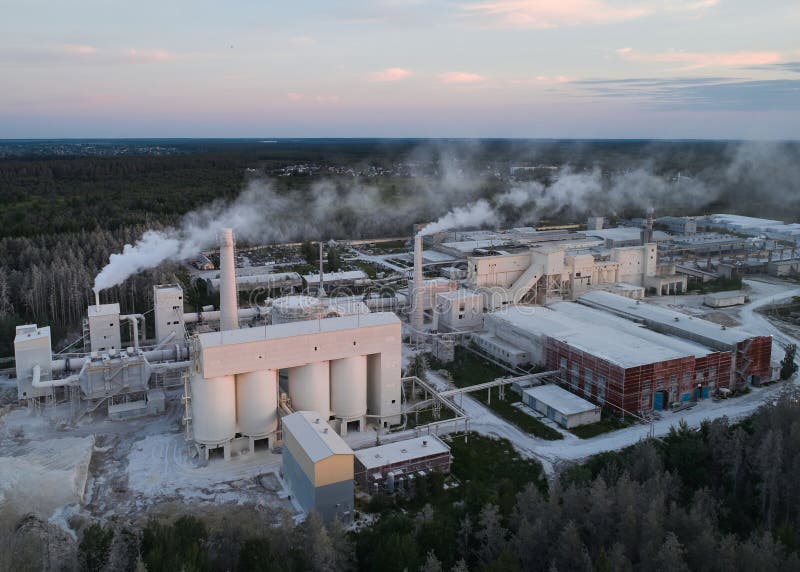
top-left (5, 390), bottom-right (800, 570)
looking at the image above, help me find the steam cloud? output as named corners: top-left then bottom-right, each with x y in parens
top-left (95, 141), bottom-right (799, 291)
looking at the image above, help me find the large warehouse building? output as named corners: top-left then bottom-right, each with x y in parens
top-left (478, 292), bottom-right (771, 414)
top-left (578, 291), bottom-right (772, 387)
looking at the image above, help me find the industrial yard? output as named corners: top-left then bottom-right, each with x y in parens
top-left (4, 205), bottom-right (800, 540)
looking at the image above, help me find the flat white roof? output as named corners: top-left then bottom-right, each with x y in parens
top-left (198, 311), bottom-right (399, 348)
top-left (706, 214), bottom-right (784, 230)
top-left (704, 290), bottom-right (746, 300)
top-left (210, 272), bottom-right (300, 286)
top-left (355, 436), bottom-right (450, 470)
top-left (550, 301), bottom-right (714, 359)
top-left (436, 289), bottom-right (482, 301)
top-left (524, 384), bottom-right (598, 415)
top-left (489, 306), bottom-right (695, 368)
top-left (578, 290), bottom-right (757, 346)
top-left (472, 332), bottom-right (530, 356)
top-left (301, 270), bottom-right (369, 283)
top-left (282, 411), bottom-right (353, 462)
top-left (582, 226), bottom-right (669, 243)
top-left (14, 324), bottom-right (50, 343)
top-left (88, 303), bottom-right (120, 317)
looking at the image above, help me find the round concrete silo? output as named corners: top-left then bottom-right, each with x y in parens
top-left (190, 374), bottom-right (236, 446)
top-left (330, 355), bottom-right (367, 419)
top-left (271, 295), bottom-right (326, 324)
top-left (288, 361), bottom-right (331, 418)
top-left (236, 370), bottom-right (278, 438)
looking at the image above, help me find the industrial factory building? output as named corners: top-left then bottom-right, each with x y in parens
top-left (522, 384), bottom-right (601, 428)
top-left (477, 291), bottom-right (771, 414)
top-left (432, 289), bottom-right (483, 332)
top-left (354, 435), bottom-right (451, 491)
top-left (578, 291), bottom-right (772, 387)
top-left (704, 291), bottom-right (747, 308)
top-left (281, 411), bottom-right (354, 524)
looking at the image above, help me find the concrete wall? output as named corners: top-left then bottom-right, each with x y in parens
top-left (435, 291), bottom-right (483, 331)
top-left (467, 252), bottom-right (531, 289)
top-left (199, 316), bottom-right (402, 424)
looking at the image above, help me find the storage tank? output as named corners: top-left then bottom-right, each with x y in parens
top-left (288, 361), bottom-right (330, 418)
top-left (190, 374), bottom-right (236, 445)
top-left (236, 370), bottom-right (278, 438)
top-left (330, 355), bottom-right (367, 419)
top-left (271, 295), bottom-right (326, 324)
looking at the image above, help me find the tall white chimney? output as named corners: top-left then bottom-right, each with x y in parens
top-left (218, 228), bottom-right (239, 331)
top-left (410, 233), bottom-right (425, 331)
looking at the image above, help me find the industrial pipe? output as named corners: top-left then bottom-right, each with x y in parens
top-left (31, 364), bottom-right (81, 388)
top-left (149, 360), bottom-right (193, 373)
top-left (182, 306), bottom-right (262, 324)
top-left (121, 314), bottom-right (144, 351)
top-left (143, 346), bottom-right (190, 363)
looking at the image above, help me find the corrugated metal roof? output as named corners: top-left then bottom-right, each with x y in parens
top-left (488, 305), bottom-right (695, 368)
top-left (578, 290), bottom-right (756, 347)
top-left (282, 411), bottom-right (352, 462)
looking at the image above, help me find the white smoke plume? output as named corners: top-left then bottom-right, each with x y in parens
top-left (94, 141), bottom-right (799, 291)
top-left (419, 199), bottom-right (499, 236)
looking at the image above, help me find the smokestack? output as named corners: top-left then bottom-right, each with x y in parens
top-left (641, 207), bottom-right (655, 245)
top-left (318, 241), bottom-right (326, 298)
top-left (411, 233), bottom-right (424, 331)
top-left (218, 228), bottom-right (239, 331)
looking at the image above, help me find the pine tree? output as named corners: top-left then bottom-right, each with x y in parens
top-left (780, 344), bottom-right (797, 380)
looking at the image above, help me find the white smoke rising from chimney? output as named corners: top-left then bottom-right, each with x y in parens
top-left (94, 141), bottom-right (795, 291)
top-left (418, 199), bottom-right (499, 236)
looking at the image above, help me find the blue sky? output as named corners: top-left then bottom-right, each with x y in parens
top-left (1, 0), bottom-right (798, 138)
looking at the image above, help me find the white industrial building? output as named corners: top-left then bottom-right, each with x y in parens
top-left (522, 384), bottom-right (601, 428)
top-left (432, 290), bottom-right (483, 332)
top-left (281, 411), bottom-right (354, 524)
top-left (704, 291), bottom-right (747, 308)
top-left (354, 435), bottom-right (451, 491)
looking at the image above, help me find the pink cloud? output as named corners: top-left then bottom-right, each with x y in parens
top-left (369, 67), bottom-right (413, 82)
top-left (62, 44), bottom-right (97, 56)
top-left (535, 75), bottom-right (570, 83)
top-left (125, 48), bottom-right (177, 63)
top-left (462, 0), bottom-right (718, 28)
top-left (617, 47), bottom-right (782, 68)
top-left (287, 93), bottom-right (340, 104)
top-left (463, 0), bottom-right (651, 29)
top-left (439, 71), bottom-right (487, 84)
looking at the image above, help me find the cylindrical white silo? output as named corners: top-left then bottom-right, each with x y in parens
top-left (190, 374), bottom-right (236, 445)
top-left (271, 295), bottom-right (325, 324)
top-left (236, 370), bottom-right (278, 438)
top-left (330, 355), bottom-right (367, 419)
top-left (288, 361), bottom-right (330, 418)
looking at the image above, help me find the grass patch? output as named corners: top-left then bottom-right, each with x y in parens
top-left (474, 391), bottom-right (563, 440)
top-left (448, 432), bottom-right (548, 496)
top-left (429, 348), bottom-right (562, 440)
top-left (568, 412), bottom-right (634, 439)
top-left (428, 347), bottom-right (508, 388)
top-left (687, 276), bottom-right (743, 294)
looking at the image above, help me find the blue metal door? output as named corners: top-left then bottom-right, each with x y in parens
top-left (653, 392), bottom-right (663, 411)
